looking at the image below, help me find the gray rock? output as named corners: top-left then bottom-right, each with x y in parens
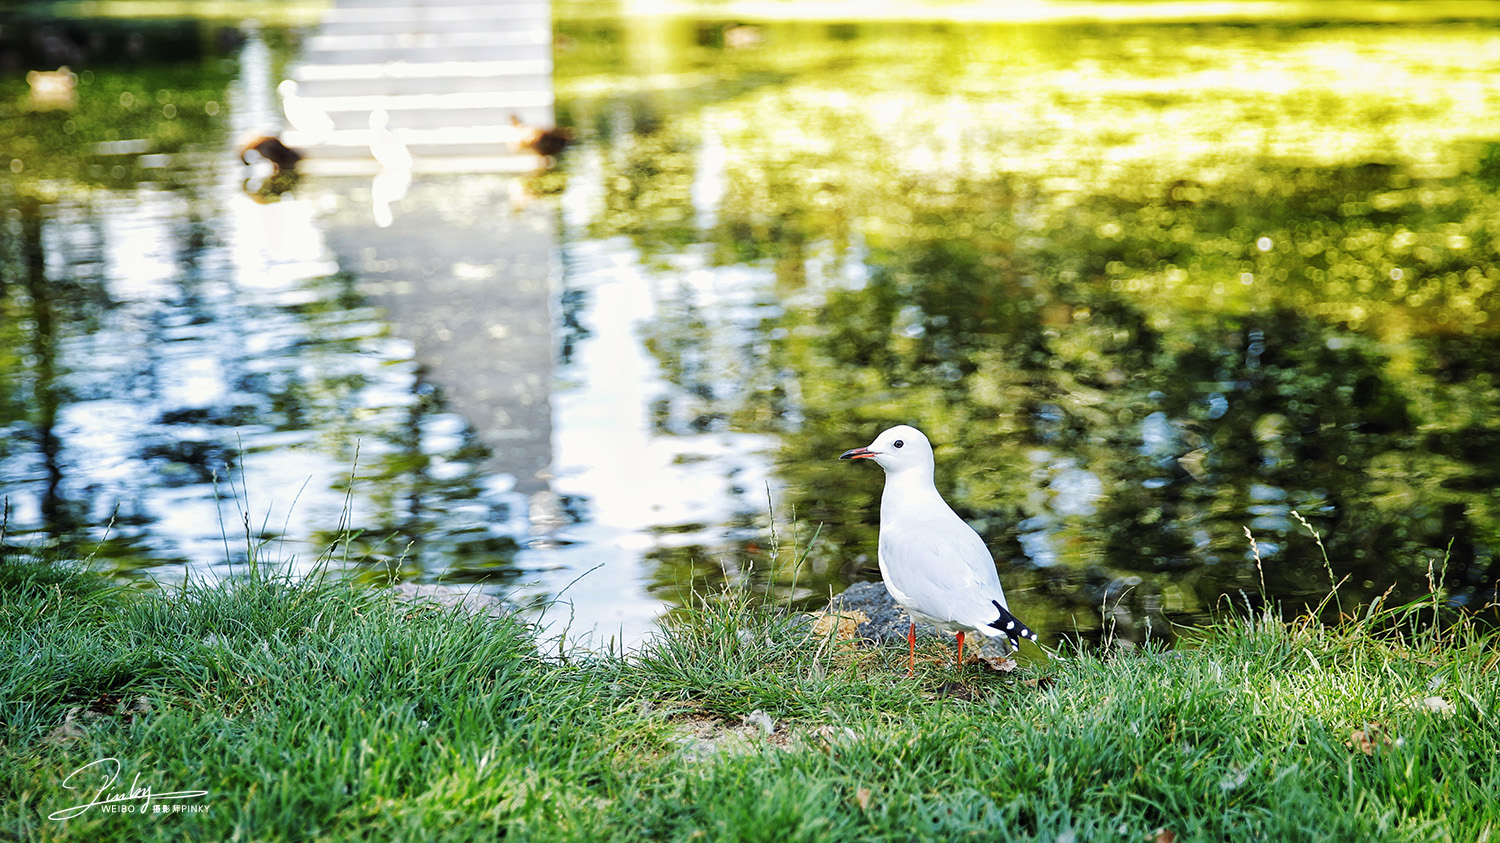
top-left (822, 580), bottom-right (1014, 658)
top-left (823, 581), bottom-right (935, 645)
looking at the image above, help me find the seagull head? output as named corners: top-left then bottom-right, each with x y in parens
top-left (839, 424), bottom-right (933, 474)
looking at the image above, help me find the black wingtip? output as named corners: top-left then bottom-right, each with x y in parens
top-left (987, 599), bottom-right (1039, 647)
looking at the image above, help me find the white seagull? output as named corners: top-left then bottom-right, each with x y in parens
top-left (840, 424), bottom-right (1038, 674)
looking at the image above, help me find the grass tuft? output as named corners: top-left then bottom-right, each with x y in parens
top-left (2, 550), bottom-right (1497, 842)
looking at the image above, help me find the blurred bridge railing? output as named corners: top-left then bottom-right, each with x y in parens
top-left (284, 0), bottom-right (556, 174)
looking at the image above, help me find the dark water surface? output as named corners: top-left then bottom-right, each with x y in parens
top-left (3, 6), bottom-right (1499, 648)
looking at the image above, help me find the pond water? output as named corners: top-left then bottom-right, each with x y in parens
top-left (3, 5), bottom-right (1499, 649)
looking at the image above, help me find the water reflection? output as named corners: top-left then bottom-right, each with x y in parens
top-left (553, 12), bottom-right (1500, 642)
top-left (3, 8), bottom-right (1499, 651)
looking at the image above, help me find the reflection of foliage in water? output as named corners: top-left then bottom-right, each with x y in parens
top-left (0, 19), bottom-right (241, 193)
top-left (556, 15), bottom-right (1500, 638)
top-left (0, 20), bottom-right (522, 579)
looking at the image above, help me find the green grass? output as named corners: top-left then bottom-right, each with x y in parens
top-left (2, 553), bottom-right (1497, 842)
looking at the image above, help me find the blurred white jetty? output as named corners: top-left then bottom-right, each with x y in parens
top-left (283, 0), bottom-right (557, 175)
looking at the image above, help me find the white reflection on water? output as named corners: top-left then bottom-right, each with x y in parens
top-left (6, 156), bottom-right (780, 652)
top-left (526, 235), bottom-right (777, 648)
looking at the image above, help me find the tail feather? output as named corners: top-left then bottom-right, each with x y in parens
top-left (986, 600), bottom-right (1039, 647)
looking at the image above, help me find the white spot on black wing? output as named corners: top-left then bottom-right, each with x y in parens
top-left (987, 600), bottom-right (1039, 646)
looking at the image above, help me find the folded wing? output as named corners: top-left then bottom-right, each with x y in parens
top-left (879, 513), bottom-right (1010, 631)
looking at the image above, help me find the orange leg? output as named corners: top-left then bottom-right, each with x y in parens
top-left (956, 630), bottom-right (966, 666)
top-left (906, 622), bottom-right (917, 677)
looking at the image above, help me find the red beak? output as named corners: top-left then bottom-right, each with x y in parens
top-left (839, 447), bottom-right (875, 460)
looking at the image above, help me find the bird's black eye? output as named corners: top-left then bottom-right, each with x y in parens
top-left (893, 440), bottom-right (904, 449)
